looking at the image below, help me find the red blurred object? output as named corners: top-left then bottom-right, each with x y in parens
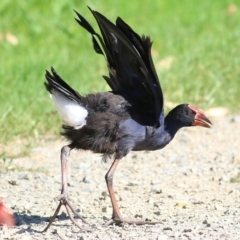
top-left (0, 199), bottom-right (15, 226)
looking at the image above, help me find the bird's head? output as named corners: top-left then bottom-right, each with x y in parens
top-left (165, 104), bottom-right (212, 129)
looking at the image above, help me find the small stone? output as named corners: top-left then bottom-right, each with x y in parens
top-left (8, 180), bottom-right (17, 185)
top-left (190, 167), bottom-right (197, 173)
top-left (192, 200), bottom-right (204, 205)
top-left (151, 184), bottom-right (162, 194)
top-left (224, 210), bottom-right (230, 215)
top-left (219, 175), bottom-right (228, 182)
top-left (101, 191), bottom-right (108, 197)
top-left (18, 174), bottom-right (29, 180)
top-left (157, 234), bottom-right (168, 240)
top-left (82, 175), bottom-right (91, 183)
top-left (154, 211), bottom-right (161, 216)
top-left (102, 207), bottom-right (107, 213)
top-left (215, 204), bottom-right (223, 211)
top-left (175, 202), bottom-right (188, 208)
top-left (103, 216), bottom-right (108, 221)
top-left (146, 197), bottom-right (153, 204)
top-left (203, 219), bottom-right (211, 227)
top-left (65, 232), bottom-right (73, 237)
top-left (163, 227), bottom-right (172, 231)
top-left (128, 180), bottom-right (139, 186)
top-left (68, 182), bottom-right (74, 187)
top-left (154, 202), bottom-right (159, 207)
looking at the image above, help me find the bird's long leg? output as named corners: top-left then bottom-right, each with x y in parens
top-left (104, 158), bottom-right (161, 226)
top-left (42, 145), bottom-right (92, 232)
top-left (104, 159), bottom-right (122, 222)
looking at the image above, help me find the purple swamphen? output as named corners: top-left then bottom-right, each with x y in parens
top-left (43, 8), bottom-right (212, 231)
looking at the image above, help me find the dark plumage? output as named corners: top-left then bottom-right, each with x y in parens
top-left (43, 8), bottom-right (212, 231)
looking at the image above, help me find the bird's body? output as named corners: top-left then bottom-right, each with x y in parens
top-left (43, 7), bottom-right (212, 231)
top-left (47, 72), bottom-right (188, 161)
top-left (49, 88), bottom-right (171, 159)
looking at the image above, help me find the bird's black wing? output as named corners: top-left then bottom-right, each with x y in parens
top-left (75, 8), bottom-right (163, 126)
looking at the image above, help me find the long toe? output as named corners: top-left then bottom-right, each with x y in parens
top-left (104, 217), bottom-right (162, 227)
top-left (43, 193), bottom-right (90, 231)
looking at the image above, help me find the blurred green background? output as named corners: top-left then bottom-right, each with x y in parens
top-left (0, 0), bottom-right (240, 153)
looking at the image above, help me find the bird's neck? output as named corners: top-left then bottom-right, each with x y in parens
top-left (164, 114), bottom-right (184, 139)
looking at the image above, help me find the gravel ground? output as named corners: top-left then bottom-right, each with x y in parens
top-left (1, 114), bottom-right (240, 240)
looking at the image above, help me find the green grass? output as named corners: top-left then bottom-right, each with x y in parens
top-left (1, 0), bottom-right (240, 150)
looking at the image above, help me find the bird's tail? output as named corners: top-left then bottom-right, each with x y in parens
top-left (45, 68), bottom-right (88, 129)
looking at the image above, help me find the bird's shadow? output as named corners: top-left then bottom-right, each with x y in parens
top-left (14, 211), bottom-right (71, 233)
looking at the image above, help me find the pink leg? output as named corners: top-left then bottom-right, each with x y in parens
top-left (42, 146), bottom-right (92, 232)
top-left (104, 159), bottom-right (161, 226)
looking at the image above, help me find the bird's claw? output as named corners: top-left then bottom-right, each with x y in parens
top-left (103, 216), bottom-right (162, 227)
top-left (42, 193), bottom-right (92, 232)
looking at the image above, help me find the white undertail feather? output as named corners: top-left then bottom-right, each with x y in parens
top-left (50, 90), bottom-right (88, 129)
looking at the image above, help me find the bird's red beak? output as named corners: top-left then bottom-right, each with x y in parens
top-left (188, 105), bottom-right (212, 128)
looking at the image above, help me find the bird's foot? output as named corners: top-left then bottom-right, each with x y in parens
top-left (42, 193), bottom-right (93, 232)
top-left (103, 216), bottom-right (162, 227)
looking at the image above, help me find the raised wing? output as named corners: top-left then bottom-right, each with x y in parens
top-left (75, 8), bottom-right (163, 127)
